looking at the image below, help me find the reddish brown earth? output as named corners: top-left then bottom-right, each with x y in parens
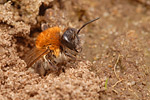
top-left (0, 0), bottom-right (150, 100)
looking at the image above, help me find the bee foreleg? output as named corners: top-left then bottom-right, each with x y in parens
top-left (64, 52), bottom-right (76, 60)
top-left (43, 55), bottom-right (47, 62)
top-left (44, 54), bottom-right (58, 71)
top-left (48, 59), bottom-right (59, 70)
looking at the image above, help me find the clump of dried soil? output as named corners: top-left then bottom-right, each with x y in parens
top-left (94, 30), bottom-right (149, 99)
top-left (0, 61), bottom-right (101, 100)
top-left (0, 0), bottom-right (102, 100)
top-left (0, 0), bottom-right (150, 100)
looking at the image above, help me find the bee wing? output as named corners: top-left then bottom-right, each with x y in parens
top-left (23, 47), bottom-right (49, 67)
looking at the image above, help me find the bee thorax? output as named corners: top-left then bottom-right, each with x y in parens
top-left (53, 52), bottom-right (69, 64)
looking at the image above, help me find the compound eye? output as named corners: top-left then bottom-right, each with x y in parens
top-left (63, 35), bottom-right (70, 44)
top-left (61, 28), bottom-right (77, 51)
top-left (64, 28), bottom-right (76, 40)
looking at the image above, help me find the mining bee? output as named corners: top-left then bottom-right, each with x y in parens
top-left (24, 17), bottom-right (100, 76)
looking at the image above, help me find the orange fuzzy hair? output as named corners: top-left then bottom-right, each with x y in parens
top-left (36, 27), bottom-right (61, 51)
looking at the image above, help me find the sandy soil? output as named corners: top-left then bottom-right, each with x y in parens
top-left (0, 0), bottom-right (150, 100)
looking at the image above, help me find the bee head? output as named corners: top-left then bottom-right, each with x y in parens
top-left (61, 17), bottom-right (100, 52)
top-left (61, 28), bottom-right (79, 52)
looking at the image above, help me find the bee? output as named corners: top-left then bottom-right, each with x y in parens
top-left (24, 17), bottom-right (100, 76)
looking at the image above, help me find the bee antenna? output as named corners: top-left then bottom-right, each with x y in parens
top-left (77, 17), bottom-right (100, 34)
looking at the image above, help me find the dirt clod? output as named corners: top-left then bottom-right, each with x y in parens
top-left (0, 0), bottom-right (150, 100)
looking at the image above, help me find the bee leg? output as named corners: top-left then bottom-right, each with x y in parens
top-left (44, 55), bottom-right (58, 71)
top-left (48, 59), bottom-right (59, 71)
top-left (64, 52), bottom-right (76, 60)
